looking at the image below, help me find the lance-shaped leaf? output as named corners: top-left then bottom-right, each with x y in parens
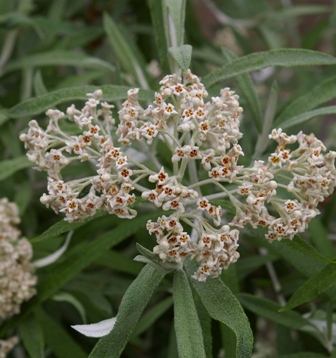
top-left (35, 308), bottom-right (87, 358)
top-left (203, 49), bottom-right (336, 87)
top-left (271, 236), bottom-right (330, 277)
top-left (169, 44), bottom-right (192, 71)
top-left (238, 294), bottom-right (325, 345)
top-left (221, 48), bottom-right (263, 132)
top-left (31, 211), bottom-right (108, 242)
top-left (89, 264), bottom-right (166, 357)
top-left (281, 262), bottom-right (336, 311)
top-left (148, 0), bottom-right (170, 74)
top-left (8, 85), bottom-right (154, 118)
top-left (0, 156), bottom-right (31, 181)
top-left (185, 259), bottom-right (253, 358)
top-left (173, 270), bottom-right (206, 358)
top-left (279, 106), bottom-right (336, 130)
top-left (18, 313), bottom-right (44, 358)
top-left (0, 211), bottom-right (163, 336)
top-left (3, 50), bottom-right (115, 74)
top-left (275, 75), bottom-right (336, 125)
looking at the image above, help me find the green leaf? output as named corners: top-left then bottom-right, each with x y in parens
top-left (238, 294), bottom-right (324, 343)
top-left (169, 44), bottom-right (192, 71)
top-left (3, 50), bottom-right (115, 74)
top-left (203, 49), bottom-right (336, 87)
top-left (35, 308), bottom-right (87, 358)
top-left (148, 0), bottom-right (170, 74)
top-left (18, 313), bottom-right (44, 358)
top-left (185, 259), bottom-right (253, 358)
top-left (275, 75), bottom-right (336, 125)
top-left (271, 236), bottom-right (331, 277)
top-left (30, 211), bottom-right (108, 242)
top-left (89, 264), bottom-right (166, 357)
top-left (262, 5), bottom-right (329, 20)
top-left (8, 85), bottom-right (154, 118)
top-left (277, 354), bottom-right (327, 358)
top-left (282, 262), bottom-right (336, 311)
top-left (94, 250), bottom-right (142, 275)
top-left (173, 270), bottom-right (206, 358)
top-left (0, 211), bottom-right (163, 336)
top-left (132, 296), bottom-right (173, 337)
top-left (308, 218), bottom-right (335, 259)
top-left (103, 13), bottom-right (148, 88)
top-left (33, 70), bottom-right (48, 96)
top-left (193, 292), bottom-right (212, 358)
top-left (0, 156), bottom-right (31, 181)
top-left (136, 242), bottom-right (159, 261)
top-left (165, 0), bottom-right (186, 47)
top-left (0, 111), bottom-right (9, 127)
top-left (277, 106), bottom-right (336, 130)
top-left (221, 48), bottom-right (263, 132)
top-left (53, 292), bottom-right (87, 323)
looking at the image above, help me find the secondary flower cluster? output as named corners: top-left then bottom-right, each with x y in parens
top-left (0, 337), bottom-right (18, 358)
top-left (20, 70), bottom-right (336, 281)
top-left (0, 198), bottom-right (37, 319)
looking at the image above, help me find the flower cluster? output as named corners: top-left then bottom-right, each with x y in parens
top-left (20, 90), bottom-right (136, 222)
top-left (0, 337), bottom-right (19, 358)
top-left (0, 198), bottom-right (37, 319)
top-left (20, 70), bottom-right (336, 281)
top-left (232, 129), bottom-right (336, 241)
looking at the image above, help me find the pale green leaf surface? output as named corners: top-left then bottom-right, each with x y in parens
top-left (221, 48), bottom-right (263, 132)
top-left (185, 259), bottom-right (253, 358)
top-left (35, 308), bottom-right (87, 358)
top-left (173, 270), bottom-right (206, 358)
top-left (203, 49), bottom-right (336, 87)
top-left (193, 293), bottom-right (212, 358)
top-left (18, 313), bottom-right (44, 358)
top-left (8, 85), bottom-right (154, 118)
top-left (0, 156), bottom-right (31, 181)
top-left (148, 0), bottom-right (170, 73)
top-left (278, 106), bottom-right (336, 130)
top-left (3, 50), bottom-right (115, 74)
top-left (89, 264), bottom-right (166, 358)
top-left (165, 0), bottom-right (186, 47)
top-left (169, 44), bottom-right (192, 71)
top-left (275, 75), bottom-right (336, 125)
top-left (282, 262), bottom-right (336, 311)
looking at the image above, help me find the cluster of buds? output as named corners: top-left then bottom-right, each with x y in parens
top-left (0, 198), bottom-right (36, 319)
top-left (20, 70), bottom-right (336, 281)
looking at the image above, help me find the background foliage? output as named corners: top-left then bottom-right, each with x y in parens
top-left (1, 0), bottom-right (336, 357)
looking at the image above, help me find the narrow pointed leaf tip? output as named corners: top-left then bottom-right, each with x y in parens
top-left (169, 44), bottom-right (192, 71)
top-left (71, 317), bottom-right (116, 338)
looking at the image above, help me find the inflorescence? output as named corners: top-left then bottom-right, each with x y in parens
top-left (0, 199), bottom-right (37, 320)
top-left (20, 70), bottom-right (336, 281)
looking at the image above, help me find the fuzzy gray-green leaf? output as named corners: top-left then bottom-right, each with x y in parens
top-left (204, 49), bottom-right (336, 87)
top-left (173, 270), bottom-right (206, 358)
top-left (185, 259), bottom-right (253, 358)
